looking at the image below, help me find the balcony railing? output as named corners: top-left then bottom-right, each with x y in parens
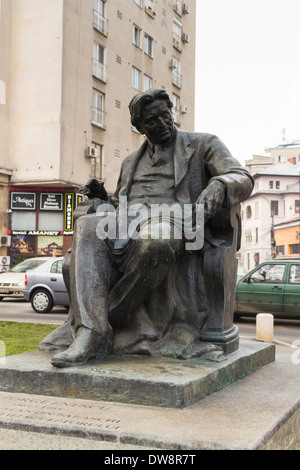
top-left (93, 10), bottom-right (108, 36)
top-left (92, 107), bottom-right (105, 128)
top-left (172, 109), bottom-right (181, 125)
top-left (172, 69), bottom-right (182, 88)
top-left (172, 33), bottom-right (182, 52)
top-left (92, 60), bottom-right (106, 82)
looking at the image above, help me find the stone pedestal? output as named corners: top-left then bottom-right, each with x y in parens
top-left (0, 340), bottom-right (274, 408)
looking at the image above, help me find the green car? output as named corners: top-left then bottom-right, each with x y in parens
top-left (234, 260), bottom-right (300, 318)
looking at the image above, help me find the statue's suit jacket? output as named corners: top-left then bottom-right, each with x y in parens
top-left (113, 128), bottom-right (253, 211)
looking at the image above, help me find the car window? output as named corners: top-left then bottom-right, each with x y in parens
top-left (248, 264), bottom-right (286, 284)
top-left (11, 259), bottom-right (47, 272)
top-left (50, 260), bottom-right (63, 274)
top-left (289, 264), bottom-right (300, 284)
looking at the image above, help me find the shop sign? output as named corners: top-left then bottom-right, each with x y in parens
top-left (11, 192), bottom-right (36, 210)
top-left (11, 230), bottom-right (61, 236)
top-left (64, 193), bottom-right (74, 232)
top-left (76, 193), bottom-right (84, 207)
top-left (40, 193), bottom-right (63, 211)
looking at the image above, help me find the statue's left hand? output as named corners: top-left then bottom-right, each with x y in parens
top-left (196, 180), bottom-right (226, 222)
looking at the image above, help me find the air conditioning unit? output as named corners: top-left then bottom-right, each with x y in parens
top-left (169, 58), bottom-right (177, 68)
top-left (181, 105), bottom-right (188, 114)
top-left (0, 256), bottom-right (10, 266)
top-left (0, 235), bottom-right (11, 247)
top-left (182, 33), bottom-right (190, 43)
top-left (0, 266), bottom-right (9, 273)
top-left (85, 147), bottom-right (97, 158)
top-left (182, 4), bottom-right (190, 14)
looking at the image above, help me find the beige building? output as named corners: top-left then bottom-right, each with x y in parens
top-left (239, 161), bottom-right (300, 272)
top-left (0, 0), bottom-right (196, 267)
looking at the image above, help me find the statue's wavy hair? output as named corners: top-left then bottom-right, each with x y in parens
top-left (129, 89), bottom-right (173, 133)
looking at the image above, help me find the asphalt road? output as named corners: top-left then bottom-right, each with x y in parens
top-left (0, 299), bottom-right (68, 325)
top-left (0, 299), bottom-right (300, 352)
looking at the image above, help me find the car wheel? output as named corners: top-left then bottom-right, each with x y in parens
top-left (31, 289), bottom-right (53, 313)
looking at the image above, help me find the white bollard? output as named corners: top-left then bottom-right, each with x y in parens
top-left (256, 313), bottom-right (274, 343)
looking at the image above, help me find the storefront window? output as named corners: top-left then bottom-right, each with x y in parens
top-left (11, 211), bottom-right (36, 230)
top-left (38, 212), bottom-right (64, 231)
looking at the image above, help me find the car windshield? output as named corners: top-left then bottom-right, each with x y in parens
top-left (11, 259), bottom-right (47, 273)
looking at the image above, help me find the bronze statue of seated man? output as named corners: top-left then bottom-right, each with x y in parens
top-left (40, 89), bottom-right (253, 368)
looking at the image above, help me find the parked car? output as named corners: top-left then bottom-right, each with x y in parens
top-left (23, 257), bottom-right (69, 313)
top-left (235, 259), bottom-right (300, 318)
top-left (0, 257), bottom-right (53, 301)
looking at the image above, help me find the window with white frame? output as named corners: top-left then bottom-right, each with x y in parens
top-left (133, 25), bottom-right (141, 48)
top-left (144, 34), bottom-right (153, 57)
top-left (93, 0), bottom-right (107, 35)
top-left (171, 58), bottom-right (182, 88)
top-left (132, 67), bottom-right (141, 90)
top-left (173, 19), bottom-right (182, 51)
top-left (143, 74), bottom-right (152, 91)
top-left (173, 0), bottom-right (182, 15)
top-left (145, 0), bottom-right (154, 10)
top-left (93, 43), bottom-right (106, 82)
top-left (172, 94), bottom-right (180, 124)
top-left (92, 90), bottom-right (105, 127)
top-left (91, 143), bottom-right (104, 180)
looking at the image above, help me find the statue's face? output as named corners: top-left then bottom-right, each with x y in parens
top-left (140, 99), bottom-right (174, 145)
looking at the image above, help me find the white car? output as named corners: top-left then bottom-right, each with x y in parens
top-left (0, 257), bottom-right (53, 301)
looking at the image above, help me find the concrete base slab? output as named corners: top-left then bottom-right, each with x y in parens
top-left (0, 340), bottom-right (274, 408)
top-left (0, 343), bottom-right (299, 449)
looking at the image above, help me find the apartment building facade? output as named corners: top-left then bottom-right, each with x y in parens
top-left (0, 0), bottom-right (196, 268)
top-left (239, 162), bottom-right (300, 272)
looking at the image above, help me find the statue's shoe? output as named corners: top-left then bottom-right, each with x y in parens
top-left (51, 326), bottom-right (112, 368)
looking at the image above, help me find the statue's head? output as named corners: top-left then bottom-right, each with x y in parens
top-left (129, 89), bottom-right (174, 145)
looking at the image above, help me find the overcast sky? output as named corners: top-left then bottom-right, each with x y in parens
top-left (194, 0), bottom-right (300, 165)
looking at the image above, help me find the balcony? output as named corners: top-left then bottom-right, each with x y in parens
top-left (172, 33), bottom-right (182, 52)
top-left (92, 107), bottom-right (106, 129)
top-left (93, 10), bottom-right (108, 36)
top-left (92, 60), bottom-right (106, 83)
top-left (172, 69), bottom-right (182, 88)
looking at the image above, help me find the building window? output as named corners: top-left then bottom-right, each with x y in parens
top-left (133, 25), bottom-right (141, 48)
top-left (255, 227), bottom-right (258, 244)
top-left (295, 200), bottom-right (300, 213)
top-left (172, 94), bottom-right (180, 125)
top-left (93, 0), bottom-right (107, 35)
top-left (144, 34), bottom-right (153, 57)
top-left (171, 58), bottom-right (182, 88)
top-left (245, 205), bottom-right (252, 219)
top-left (276, 181), bottom-right (280, 189)
top-left (132, 66), bottom-right (141, 90)
top-left (133, 0), bottom-right (142, 7)
top-left (173, 19), bottom-right (182, 51)
top-left (245, 229), bottom-right (252, 244)
top-left (91, 144), bottom-right (104, 180)
top-left (38, 212), bottom-right (64, 231)
top-left (145, 0), bottom-right (155, 11)
top-left (92, 90), bottom-right (105, 127)
top-left (278, 155), bottom-right (285, 162)
top-left (143, 74), bottom-right (152, 91)
top-left (11, 211), bottom-right (36, 231)
top-left (271, 200), bottom-right (279, 216)
top-left (173, 0), bottom-right (182, 16)
top-left (269, 181), bottom-right (273, 189)
top-left (277, 245), bottom-right (285, 257)
top-left (93, 43), bottom-right (106, 82)
top-left (290, 243), bottom-right (300, 255)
